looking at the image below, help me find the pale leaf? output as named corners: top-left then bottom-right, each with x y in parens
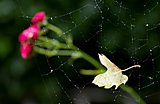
top-left (92, 54), bottom-right (140, 89)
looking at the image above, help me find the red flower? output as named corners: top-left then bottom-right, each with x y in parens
top-left (32, 11), bottom-right (46, 24)
top-left (20, 43), bottom-right (33, 59)
top-left (19, 24), bottom-right (40, 42)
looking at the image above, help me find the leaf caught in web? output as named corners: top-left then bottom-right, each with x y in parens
top-left (92, 54), bottom-right (140, 89)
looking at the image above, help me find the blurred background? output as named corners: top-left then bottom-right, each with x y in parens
top-left (1, 0), bottom-right (160, 103)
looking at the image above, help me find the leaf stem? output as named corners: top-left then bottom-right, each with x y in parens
top-left (122, 65), bottom-right (141, 71)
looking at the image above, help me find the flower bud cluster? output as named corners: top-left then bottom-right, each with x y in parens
top-left (18, 12), bottom-right (46, 59)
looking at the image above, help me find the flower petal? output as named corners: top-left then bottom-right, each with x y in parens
top-left (18, 24), bottom-right (40, 42)
top-left (32, 11), bottom-right (46, 24)
top-left (20, 43), bottom-right (33, 59)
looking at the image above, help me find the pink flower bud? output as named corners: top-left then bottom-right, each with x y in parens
top-left (19, 24), bottom-right (40, 42)
top-left (32, 11), bottom-right (46, 24)
top-left (20, 43), bottom-right (33, 59)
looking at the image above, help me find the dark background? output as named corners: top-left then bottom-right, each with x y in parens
top-left (0, 0), bottom-right (160, 103)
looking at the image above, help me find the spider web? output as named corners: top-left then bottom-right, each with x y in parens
top-left (16, 0), bottom-right (160, 103)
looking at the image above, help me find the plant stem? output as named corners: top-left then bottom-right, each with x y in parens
top-left (46, 23), bottom-right (70, 43)
top-left (120, 85), bottom-right (146, 104)
top-left (46, 23), bottom-right (63, 37)
top-left (33, 46), bottom-right (76, 57)
top-left (78, 50), bottom-right (106, 74)
top-left (46, 23), bottom-right (73, 45)
top-left (37, 36), bottom-right (70, 49)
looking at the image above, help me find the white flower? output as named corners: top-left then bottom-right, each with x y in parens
top-left (92, 54), bottom-right (140, 89)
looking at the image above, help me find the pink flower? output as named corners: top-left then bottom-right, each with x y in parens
top-left (20, 43), bottom-right (33, 59)
top-left (32, 11), bottom-right (46, 24)
top-left (19, 24), bottom-right (40, 42)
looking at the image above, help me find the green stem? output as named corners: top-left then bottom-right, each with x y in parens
top-left (120, 85), bottom-right (146, 104)
top-left (33, 46), bottom-right (76, 57)
top-left (37, 36), bottom-right (70, 49)
top-left (79, 51), bottom-right (106, 74)
top-left (46, 23), bottom-right (73, 45)
top-left (46, 23), bottom-right (72, 44)
top-left (46, 23), bottom-right (63, 38)
top-left (68, 44), bottom-right (106, 74)
top-left (79, 69), bottom-right (105, 75)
